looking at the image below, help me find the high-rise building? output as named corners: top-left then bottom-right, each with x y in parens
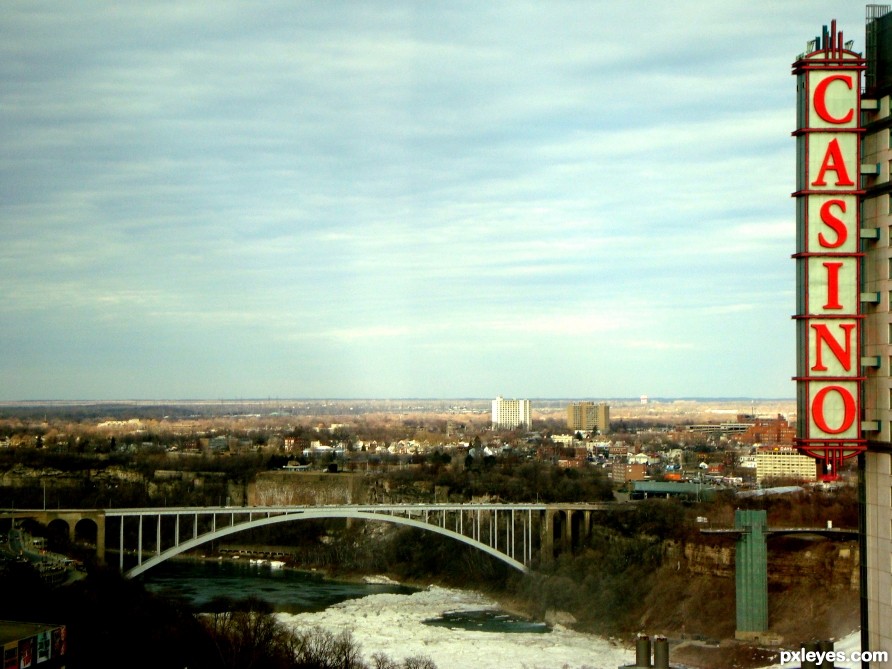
top-left (566, 401), bottom-right (610, 434)
top-left (491, 396), bottom-right (531, 431)
top-left (794, 10), bottom-right (892, 659)
top-left (861, 6), bottom-right (892, 658)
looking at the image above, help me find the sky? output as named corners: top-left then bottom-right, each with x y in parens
top-left (0, 1), bottom-right (869, 401)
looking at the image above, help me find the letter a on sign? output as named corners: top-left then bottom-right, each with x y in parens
top-left (812, 139), bottom-right (854, 187)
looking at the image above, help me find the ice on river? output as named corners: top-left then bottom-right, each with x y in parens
top-left (277, 584), bottom-right (871, 669)
top-left (277, 585), bottom-right (629, 669)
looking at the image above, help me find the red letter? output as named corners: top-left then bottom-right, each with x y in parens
top-left (813, 74), bottom-right (855, 124)
top-left (817, 199), bottom-right (848, 248)
top-left (822, 262), bottom-right (844, 310)
top-left (811, 385), bottom-right (857, 434)
top-left (812, 139), bottom-right (854, 187)
top-left (810, 323), bottom-right (856, 371)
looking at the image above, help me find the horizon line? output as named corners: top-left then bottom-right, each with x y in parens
top-left (0, 396), bottom-right (796, 405)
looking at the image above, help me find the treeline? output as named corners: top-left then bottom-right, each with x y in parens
top-left (203, 597), bottom-right (435, 669)
top-left (0, 562), bottom-right (435, 669)
top-left (1, 448), bottom-right (613, 510)
top-left (0, 450), bottom-right (290, 509)
top-left (384, 458), bottom-right (614, 503)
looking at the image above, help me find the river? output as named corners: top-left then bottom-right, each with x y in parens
top-left (141, 559), bottom-right (631, 669)
top-left (140, 560), bottom-right (866, 669)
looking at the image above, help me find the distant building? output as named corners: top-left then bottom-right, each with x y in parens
top-left (736, 415), bottom-right (795, 446)
top-left (738, 455), bottom-right (757, 470)
top-left (611, 461), bottom-right (647, 484)
top-left (566, 401), bottom-right (610, 434)
top-left (755, 446), bottom-right (817, 484)
top-left (687, 414), bottom-right (753, 435)
top-left (631, 480), bottom-right (717, 501)
top-left (609, 442), bottom-right (629, 458)
top-left (283, 435), bottom-right (309, 453)
top-left (491, 396), bottom-right (531, 431)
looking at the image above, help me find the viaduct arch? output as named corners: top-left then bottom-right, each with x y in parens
top-left (124, 508), bottom-right (528, 578)
top-left (0, 503), bottom-right (622, 579)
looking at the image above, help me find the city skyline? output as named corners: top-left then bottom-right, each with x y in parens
top-left (0, 2), bottom-right (864, 401)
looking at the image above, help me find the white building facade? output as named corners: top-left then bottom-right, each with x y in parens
top-left (491, 396), bottom-right (531, 431)
top-left (754, 447), bottom-right (817, 484)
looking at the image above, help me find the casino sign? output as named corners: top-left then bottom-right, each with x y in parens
top-left (792, 20), bottom-right (866, 476)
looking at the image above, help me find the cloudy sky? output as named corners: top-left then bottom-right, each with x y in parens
top-left (0, 1), bottom-right (868, 401)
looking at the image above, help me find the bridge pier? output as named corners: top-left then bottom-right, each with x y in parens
top-left (94, 515), bottom-right (106, 563)
top-left (540, 510), bottom-right (554, 563)
top-left (562, 510), bottom-right (572, 551)
top-left (540, 508), bottom-right (591, 564)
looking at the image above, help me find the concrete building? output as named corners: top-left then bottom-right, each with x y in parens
top-left (861, 6), bottom-right (892, 657)
top-left (611, 461), bottom-right (647, 484)
top-left (565, 401), bottom-right (610, 434)
top-left (491, 396), bottom-right (531, 431)
top-left (753, 446), bottom-right (818, 484)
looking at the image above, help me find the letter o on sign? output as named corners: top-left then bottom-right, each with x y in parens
top-left (812, 385), bottom-right (857, 434)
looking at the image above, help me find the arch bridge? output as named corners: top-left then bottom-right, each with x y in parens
top-left (0, 503), bottom-right (618, 577)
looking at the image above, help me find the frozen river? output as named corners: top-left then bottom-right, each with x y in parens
top-left (277, 585), bottom-right (630, 669)
top-left (143, 560), bottom-right (631, 669)
top-left (143, 560), bottom-right (865, 669)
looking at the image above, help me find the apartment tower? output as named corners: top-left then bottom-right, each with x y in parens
top-left (491, 396), bottom-right (531, 431)
top-left (566, 401), bottom-right (610, 434)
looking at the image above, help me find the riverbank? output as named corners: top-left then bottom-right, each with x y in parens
top-left (153, 552), bottom-right (792, 669)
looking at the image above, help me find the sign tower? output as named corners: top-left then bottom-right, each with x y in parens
top-left (793, 20), bottom-right (867, 478)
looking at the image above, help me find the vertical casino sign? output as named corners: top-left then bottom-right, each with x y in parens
top-left (793, 21), bottom-right (866, 476)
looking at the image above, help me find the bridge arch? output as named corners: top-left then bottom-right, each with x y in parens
top-left (46, 518), bottom-right (71, 547)
top-left (75, 517), bottom-right (99, 544)
top-left (125, 509), bottom-right (529, 578)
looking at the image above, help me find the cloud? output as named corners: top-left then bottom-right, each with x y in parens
top-left (0, 0), bottom-right (865, 399)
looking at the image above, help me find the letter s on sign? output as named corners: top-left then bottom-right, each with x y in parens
top-left (817, 199), bottom-right (848, 249)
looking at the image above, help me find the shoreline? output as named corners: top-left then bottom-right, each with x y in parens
top-left (147, 552), bottom-right (792, 669)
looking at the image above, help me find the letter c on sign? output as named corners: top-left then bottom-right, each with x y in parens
top-left (813, 74), bottom-right (854, 124)
top-left (812, 385), bottom-right (857, 434)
